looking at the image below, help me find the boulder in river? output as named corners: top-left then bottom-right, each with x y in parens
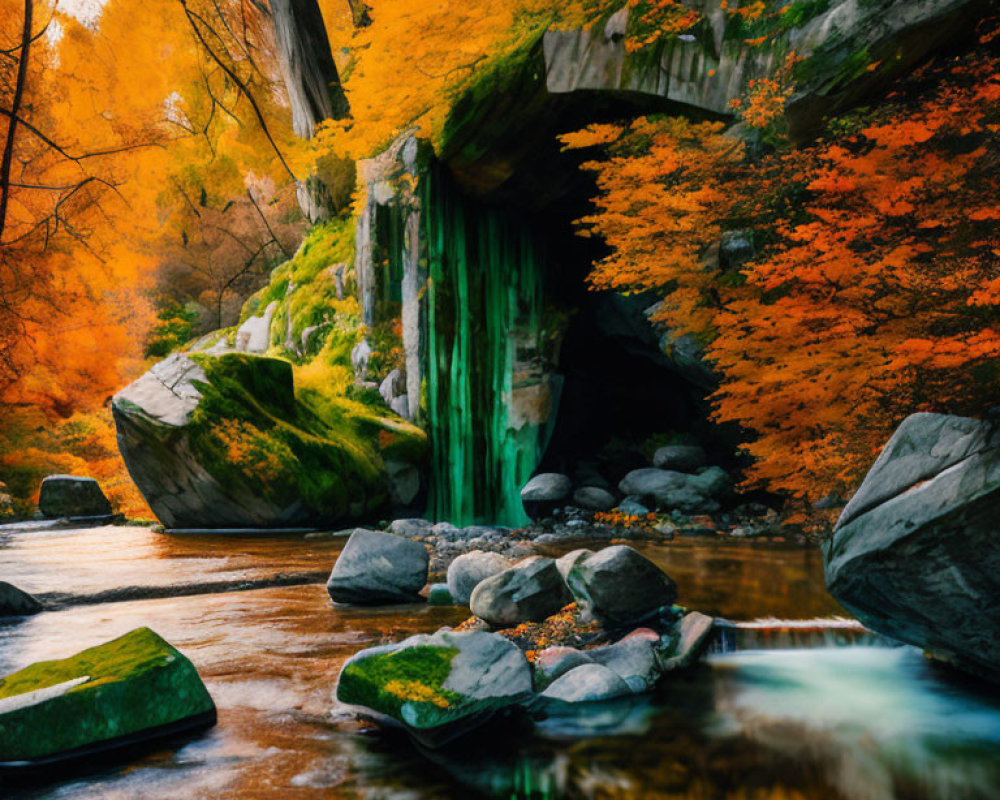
top-left (571, 486), bottom-right (616, 511)
top-left (566, 546), bottom-right (677, 626)
top-left (327, 529), bottom-right (429, 605)
top-left (470, 557), bottom-right (571, 627)
top-left (112, 352), bottom-right (427, 530)
top-left (336, 629), bottom-right (532, 747)
top-left (37, 476), bottom-right (112, 519)
top-left (446, 551), bottom-right (512, 606)
top-left (0, 582), bottom-right (42, 616)
top-left (824, 412), bottom-right (1000, 683)
top-left (0, 627), bottom-right (215, 769)
top-left (539, 663), bottom-right (632, 704)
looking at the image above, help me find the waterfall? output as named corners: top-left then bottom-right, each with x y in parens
top-left (710, 618), bottom-right (898, 652)
top-left (422, 165), bottom-right (559, 526)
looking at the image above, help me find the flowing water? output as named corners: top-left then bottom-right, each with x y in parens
top-left (2, 524), bottom-right (999, 799)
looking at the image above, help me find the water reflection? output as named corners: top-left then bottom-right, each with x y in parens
top-left (2, 529), bottom-right (998, 800)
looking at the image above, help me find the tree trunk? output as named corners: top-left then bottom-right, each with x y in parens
top-left (270, 0), bottom-right (348, 139)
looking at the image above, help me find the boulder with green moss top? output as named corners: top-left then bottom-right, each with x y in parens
top-left (0, 627), bottom-right (215, 768)
top-left (112, 351), bottom-right (426, 530)
top-left (336, 629), bottom-right (532, 747)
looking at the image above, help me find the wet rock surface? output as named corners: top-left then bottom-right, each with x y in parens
top-left (327, 530), bottom-right (429, 605)
top-left (825, 412), bottom-right (1000, 683)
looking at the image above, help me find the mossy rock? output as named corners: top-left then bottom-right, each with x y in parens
top-left (112, 351), bottom-right (426, 530)
top-left (0, 628), bottom-right (215, 766)
top-left (337, 630), bottom-right (532, 747)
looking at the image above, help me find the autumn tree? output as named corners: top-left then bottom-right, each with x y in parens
top-left (566, 24), bottom-right (1000, 501)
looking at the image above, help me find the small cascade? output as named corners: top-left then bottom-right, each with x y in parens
top-left (710, 618), bottom-right (896, 653)
top-left (422, 165), bottom-right (561, 526)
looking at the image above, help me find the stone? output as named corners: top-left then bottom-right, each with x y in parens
top-left (532, 647), bottom-right (594, 692)
top-left (336, 629), bottom-right (532, 747)
top-left (379, 368), bottom-right (405, 405)
top-left (619, 468), bottom-right (721, 513)
top-left (234, 301), bottom-right (277, 353)
top-left (327, 530), bottom-right (429, 605)
top-left (587, 636), bottom-right (662, 693)
top-left (618, 497), bottom-right (650, 516)
top-left (555, 549), bottom-right (593, 582)
top-left (566, 546), bottom-right (678, 626)
top-left (390, 394), bottom-right (410, 419)
top-left (824, 412), bottom-right (1000, 683)
top-left (0, 582), bottom-right (43, 616)
top-left (351, 338), bottom-right (372, 381)
top-left (719, 230), bottom-right (754, 270)
top-left (427, 583), bottom-right (455, 606)
top-left (540, 663), bottom-right (632, 704)
top-left (37, 476), bottom-right (112, 519)
top-left (690, 466), bottom-right (732, 497)
top-left (446, 551), bottom-right (513, 606)
top-left (572, 486), bottom-right (616, 511)
top-left (0, 628), bottom-right (215, 767)
top-left (470, 557), bottom-right (571, 628)
top-left (652, 445), bottom-right (707, 473)
top-left (112, 352), bottom-right (426, 530)
top-left (388, 518), bottom-right (433, 538)
top-left (520, 473), bottom-right (572, 520)
top-left (659, 612), bottom-right (715, 672)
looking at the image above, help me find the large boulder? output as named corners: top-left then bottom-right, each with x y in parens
top-left (37, 476), bottom-right (112, 519)
top-left (566, 546), bottom-right (678, 626)
top-left (446, 551), bottom-right (512, 606)
top-left (112, 352), bottom-right (426, 529)
top-left (824, 412), bottom-right (1000, 683)
top-left (470, 557), bottom-right (571, 627)
top-left (336, 629), bottom-right (532, 747)
top-left (327, 530), bottom-right (429, 605)
top-left (0, 582), bottom-right (43, 616)
top-left (0, 628), bottom-right (215, 768)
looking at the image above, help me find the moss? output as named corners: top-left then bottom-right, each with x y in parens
top-left (0, 628), bottom-right (214, 762)
top-left (182, 352), bottom-right (426, 522)
top-left (338, 646), bottom-right (461, 722)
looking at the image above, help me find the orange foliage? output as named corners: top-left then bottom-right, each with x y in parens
top-left (571, 34), bottom-right (1000, 499)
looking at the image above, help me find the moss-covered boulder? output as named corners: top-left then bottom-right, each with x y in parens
top-left (113, 351), bottom-right (426, 529)
top-left (336, 629), bottom-right (532, 747)
top-left (0, 628), bottom-right (215, 768)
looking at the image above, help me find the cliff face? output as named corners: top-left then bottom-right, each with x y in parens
top-left (115, 0), bottom-right (990, 529)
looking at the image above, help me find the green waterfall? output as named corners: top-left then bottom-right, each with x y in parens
top-left (423, 165), bottom-right (556, 527)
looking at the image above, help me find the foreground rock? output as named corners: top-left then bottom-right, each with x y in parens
top-left (37, 476), bottom-right (112, 519)
top-left (566, 546), bottom-right (677, 626)
top-left (0, 582), bottom-right (43, 616)
top-left (0, 628), bottom-right (215, 768)
top-left (446, 551), bottom-right (512, 605)
top-left (327, 530), bottom-right (429, 605)
top-left (470, 557), bottom-right (571, 627)
top-left (336, 630), bottom-right (532, 747)
top-left (113, 352), bottom-right (426, 529)
top-left (824, 412), bottom-right (1000, 683)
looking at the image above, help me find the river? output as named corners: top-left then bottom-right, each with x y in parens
top-left (2, 524), bottom-right (999, 799)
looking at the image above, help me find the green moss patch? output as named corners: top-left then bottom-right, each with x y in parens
top-left (183, 352), bottom-right (426, 522)
top-left (0, 628), bottom-right (214, 762)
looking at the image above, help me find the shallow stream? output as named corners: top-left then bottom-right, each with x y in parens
top-left (2, 525), bottom-right (999, 799)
